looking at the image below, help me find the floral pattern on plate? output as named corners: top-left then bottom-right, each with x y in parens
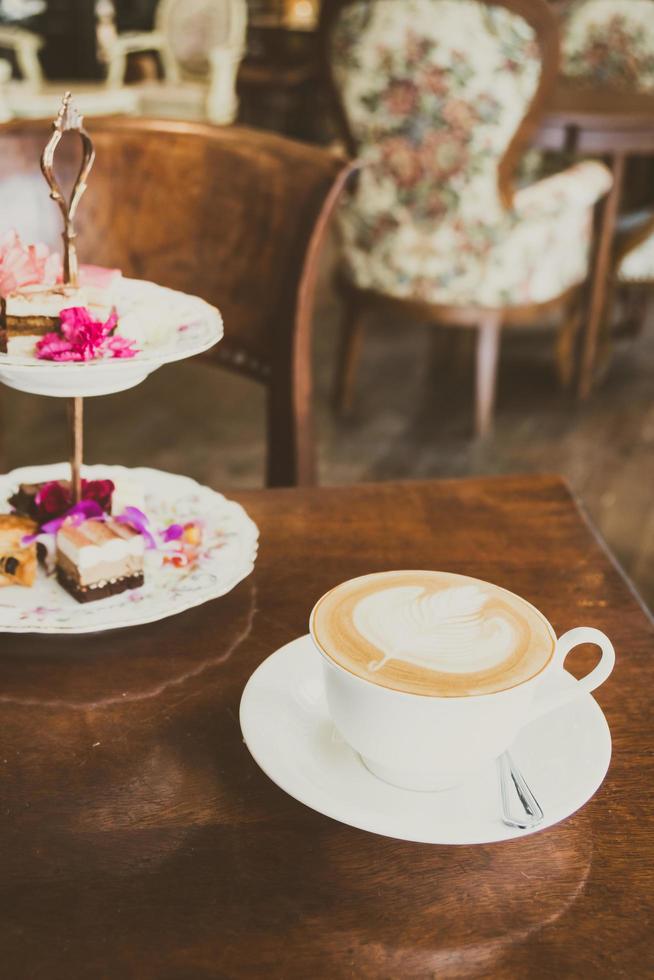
top-left (0, 464), bottom-right (258, 634)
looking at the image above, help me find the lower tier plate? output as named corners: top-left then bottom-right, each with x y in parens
top-left (0, 463), bottom-right (258, 634)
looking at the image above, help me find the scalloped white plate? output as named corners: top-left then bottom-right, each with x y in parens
top-left (0, 278), bottom-right (223, 397)
top-left (0, 463), bottom-right (258, 634)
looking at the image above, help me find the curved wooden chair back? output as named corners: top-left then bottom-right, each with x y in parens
top-left (0, 117), bottom-right (352, 485)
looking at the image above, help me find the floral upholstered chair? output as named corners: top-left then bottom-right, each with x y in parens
top-left (562, 0), bottom-right (654, 90)
top-left (561, 1), bottom-right (654, 355)
top-left (323, 0), bottom-right (613, 435)
top-left (608, 214), bottom-right (654, 338)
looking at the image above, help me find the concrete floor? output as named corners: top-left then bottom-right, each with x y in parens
top-left (4, 250), bottom-right (654, 612)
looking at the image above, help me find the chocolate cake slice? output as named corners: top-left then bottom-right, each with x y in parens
top-left (56, 518), bottom-right (145, 603)
top-left (8, 482), bottom-right (43, 521)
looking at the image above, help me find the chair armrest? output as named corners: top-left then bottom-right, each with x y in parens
top-left (105, 31), bottom-right (179, 85)
top-left (0, 26), bottom-right (44, 52)
top-left (206, 44), bottom-right (244, 124)
top-left (0, 25), bottom-right (44, 86)
top-left (513, 161), bottom-right (613, 218)
top-left (0, 59), bottom-right (10, 122)
top-left (109, 31), bottom-right (167, 56)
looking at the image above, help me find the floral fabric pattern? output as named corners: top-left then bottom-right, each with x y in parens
top-left (332, 0), bottom-right (612, 308)
top-left (618, 229), bottom-right (654, 281)
top-left (562, 0), bottom-right (654, 91)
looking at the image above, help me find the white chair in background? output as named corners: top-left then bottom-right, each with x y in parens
top-left (0, 15), bottom-right (139, 118)
top-left (105, 0), bottom-right (248, 124)
top-left (0, 23), bottom-right (43, 87)
top-left (0, 57), bottom-right (12, 121)
top-left (0, 0), bottom-right (246, 124)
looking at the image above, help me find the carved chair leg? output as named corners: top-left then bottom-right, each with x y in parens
top-left (333, 290), bottom-right (366, 416)
top-left (555, 298), bottom-right (582, 389)
top-left (266, 378), bottom-right (315, 488)
top-left (616, 285), bottom-right (651, 339)
top-left (475, 314), bottom-right (502, 438)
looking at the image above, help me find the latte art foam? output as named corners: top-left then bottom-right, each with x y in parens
top-left (311, 571), bottom-right (556, 697)
top-left (354, 584), bottom-right (520, 674)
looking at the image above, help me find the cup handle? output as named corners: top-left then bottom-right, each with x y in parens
top-left (531, 627), bottom-right (615, 721)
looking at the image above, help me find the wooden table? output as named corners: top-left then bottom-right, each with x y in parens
top-left (1, 476), bottom-right (652, 978)
top-left (535, 80), bottom-right (654, 400)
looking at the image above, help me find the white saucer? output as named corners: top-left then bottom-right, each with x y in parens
top-left (240, 636), bottom-right (612, 845)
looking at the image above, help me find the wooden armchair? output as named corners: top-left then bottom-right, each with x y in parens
top-left (0, 117), bottom-right (352, 485)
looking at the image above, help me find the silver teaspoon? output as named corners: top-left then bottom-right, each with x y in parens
top-left (498, 751), bottom-right (544, 830)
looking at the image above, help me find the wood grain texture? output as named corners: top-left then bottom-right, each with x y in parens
top-left (536, 80), bottom-right (654, 153)
top-left (0, 117), bottom-right (352, 486)
top-left (0, 476), bottom-right (652, 979)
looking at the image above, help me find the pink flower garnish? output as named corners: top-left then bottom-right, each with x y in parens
top-left (81, 479), bottom-right (115, 512)
top-left (33, 479), bottom-right (115, 525)
top-left (0, 230), bottom-right (62, 297)
top-left (36, 481), bottom-right (72, 517)
top-left (104, 334), bottom-right (139, 358)
top-left (35, 306), bottom-right (139, 362)
top-left (61, 306), bottom-right (115, 359)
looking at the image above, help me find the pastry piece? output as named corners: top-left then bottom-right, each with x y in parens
top-left (56, 517), bottom-right (144, 603)
top-left (0, 283), bottom-right (87, 355)
top-left (0, 514), bottom-right (38, 587)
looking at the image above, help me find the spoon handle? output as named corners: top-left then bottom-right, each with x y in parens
top-left (498, 751), bottom-right (544, 830)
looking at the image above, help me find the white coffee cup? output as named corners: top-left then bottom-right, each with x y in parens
top-left (310, 581), bottom-right (615, 791)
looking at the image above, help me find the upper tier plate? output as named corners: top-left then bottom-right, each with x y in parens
top-left (0, 278), bottom-right (223, 398)
top-left (0, 463), bottom-right (258, 634)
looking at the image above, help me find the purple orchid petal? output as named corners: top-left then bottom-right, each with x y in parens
top-left (162, 523), bottom-right (184, 542)
top-left (114, 506), bottom-right (157, 549)
top-left (22, 499), bottom-right (105, 543)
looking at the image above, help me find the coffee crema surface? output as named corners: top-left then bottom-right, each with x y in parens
top-left (311, 570), bottom-right (556, 697)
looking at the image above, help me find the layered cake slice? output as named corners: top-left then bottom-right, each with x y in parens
top-left (0, 283), bottom-right (87, 355)
top-left (0, 514), bottom-right (38, 587)
top-left (56, 518), bottom-right (145, 603)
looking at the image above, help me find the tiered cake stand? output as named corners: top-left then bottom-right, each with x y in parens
top-left (0, 95), bottom-right (259, 634)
